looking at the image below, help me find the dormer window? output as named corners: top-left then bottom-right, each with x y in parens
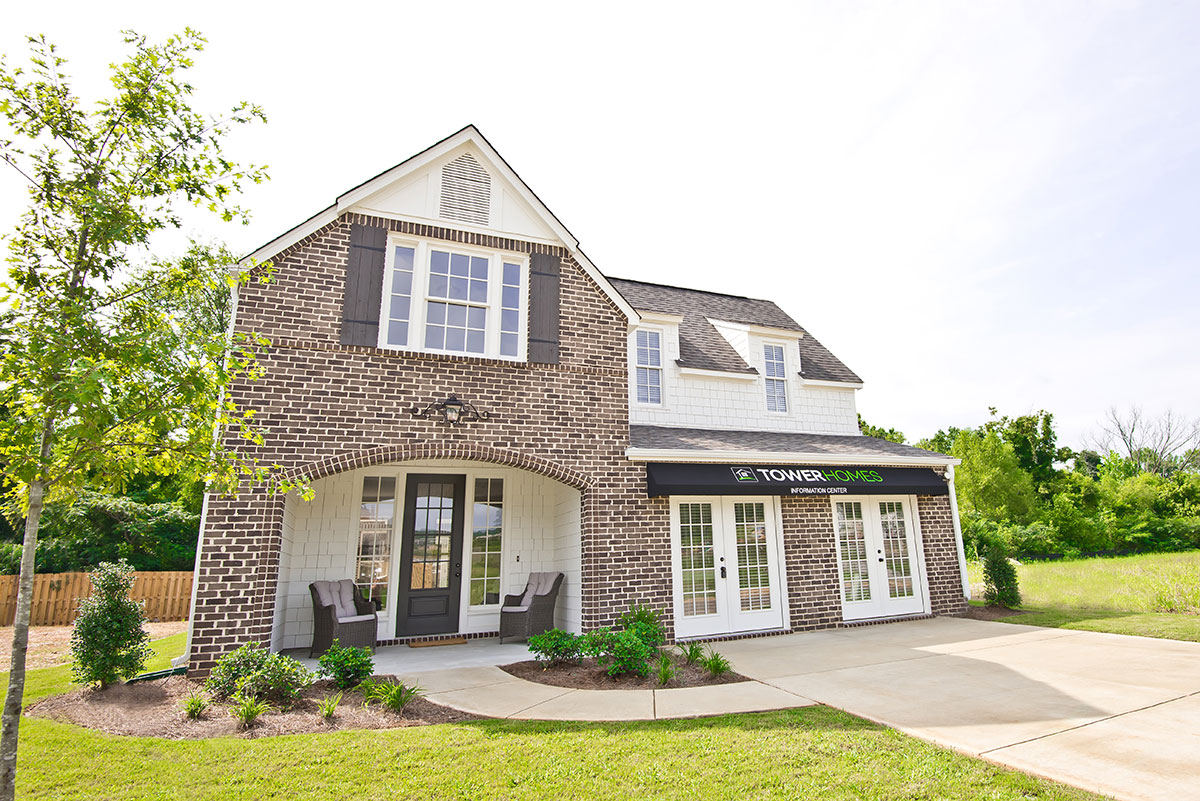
top-left (635, 329), bottom-right (663, 404)
top-left (379, 238), bottom-right (527, 360)
top-left (764, 343), bottom-right (788, 412)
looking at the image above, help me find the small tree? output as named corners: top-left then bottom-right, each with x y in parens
top-left (982, 540), bottom-right (1021, 608)
top-left (69, 560), bottom-right (151, 689)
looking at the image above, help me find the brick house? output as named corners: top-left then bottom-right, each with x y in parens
top-left (183, 126), bottom-right (968, 675)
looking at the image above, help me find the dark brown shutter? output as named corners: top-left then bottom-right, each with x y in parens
top-left (527, 252), bottom-right (561, 363)
top-left (340, 223), bottom-right (388, 346)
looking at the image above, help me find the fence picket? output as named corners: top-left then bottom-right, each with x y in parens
top-left (0, 571), bottom-right (192, 626)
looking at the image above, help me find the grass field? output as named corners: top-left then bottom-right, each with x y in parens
top-left (3, 634), bottom-right (1102, 800)
top-left (969, 549), bottom-right (1200, 641)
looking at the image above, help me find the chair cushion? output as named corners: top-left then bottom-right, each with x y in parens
top-left (312, 579), bottom-right (358, 619)
top-left (518, 572), bottom-right (561, 606)
top-left (501, 605), bottom-right (529, 613)
top-left (337, 614), bottom-right (376, 624)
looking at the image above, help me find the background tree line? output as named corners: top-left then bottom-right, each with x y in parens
top-left (863, 408), bottom-right (1200, 559)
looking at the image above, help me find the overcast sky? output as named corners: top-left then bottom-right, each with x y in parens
top-left (3, 1), bottom-right (1198, 449)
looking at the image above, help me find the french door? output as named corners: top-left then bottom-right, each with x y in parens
top-left (396, 475), bottom-right (465, 636)
top-left (671, 497), bottom-right (785, 639)
top-left (832, 496), bottom-right (925, 620)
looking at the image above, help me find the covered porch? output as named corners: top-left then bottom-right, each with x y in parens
top-left (270, 459), bottom-right (582, 654)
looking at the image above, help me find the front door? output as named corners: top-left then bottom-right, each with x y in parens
top-left (672, 497), bottom-right (785, 639)
top-left (396, 475), bottom-right (465, 636)
top-left (833, 496), bottom-right (925, 621)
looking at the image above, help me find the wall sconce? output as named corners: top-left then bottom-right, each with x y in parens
top-left (411, 395), bottom-right (491, 425)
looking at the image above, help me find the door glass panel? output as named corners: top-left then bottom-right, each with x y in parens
top-left (835, 501), bottom-right (871, 602)
top-left (469, 478), bottom-right (504, 605)
top-left (678, 503), bottom-right (717, 617)
top-left (733, 502), bottom-right (771, 611)
top-left (411, 482), bottom-right (455, 590)
top-left (356, 476), bottom-right (395, 610)
top-left (878, 501), bottom-right (914, 598)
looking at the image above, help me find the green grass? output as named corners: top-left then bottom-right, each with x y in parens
top-left (5, 633), bottom-right (1102, 800)
top-left (969, 550), bottom-right (1200, 641)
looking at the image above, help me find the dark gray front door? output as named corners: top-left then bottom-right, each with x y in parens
top-left (396, 475), bottom-right (465, 636)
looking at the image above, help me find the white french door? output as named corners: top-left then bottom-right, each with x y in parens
top-left (671, 497), bottom-right (785, 639)
top-left (833, 496), bottom-right (925, 621)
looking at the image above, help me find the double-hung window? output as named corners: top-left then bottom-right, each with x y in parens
top-left (380, 239), bottom-right (527, 359)
top-left (764, 343), bottom-right (788, 413)
top-left (635, 329), bottom-right (663, 404)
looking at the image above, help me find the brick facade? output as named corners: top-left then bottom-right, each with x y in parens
top-left (188, 210), bottom-right (966, 676)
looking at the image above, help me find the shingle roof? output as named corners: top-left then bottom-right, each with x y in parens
top-left (607, 278), bottom-right (860, 383)
top-left (629, 425), bottom-right (953, 462)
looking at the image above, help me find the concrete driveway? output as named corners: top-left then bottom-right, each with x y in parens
top-left (720, 617), bottom-right (1200, 801)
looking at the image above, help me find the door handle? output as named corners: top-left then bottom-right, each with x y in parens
top-left (720, 566), bottom-right (727, 579)
top-left (455, 562), bottom-right (461, 578)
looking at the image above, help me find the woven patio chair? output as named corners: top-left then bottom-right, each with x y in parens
top-left (499, 572), bottom-right (564, 643)
top-left (309, 579), bottom-right (377, 657)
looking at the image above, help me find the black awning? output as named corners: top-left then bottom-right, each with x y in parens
top-left (645, 463), bottom-right (949, 497)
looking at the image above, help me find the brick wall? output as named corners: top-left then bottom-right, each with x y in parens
top-left (917, 493), bottom-right (968, 615)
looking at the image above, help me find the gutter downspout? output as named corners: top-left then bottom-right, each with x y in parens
top-left (946, 464), bottom-right (970, 599)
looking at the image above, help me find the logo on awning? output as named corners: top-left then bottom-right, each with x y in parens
top-left (730, 467), bottom-right (758, 483)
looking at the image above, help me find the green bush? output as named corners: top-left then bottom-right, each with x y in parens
top-left (318, 691), bottom-right (342, 721)
top-left (69, 559), bottom-right (152, 689)
top-left (230, 693), bottom-right (271, 729)
top-left (626, 620), bottom-right (664, 650)
top-left (982, 541), bottom-right (1021, 608)
top-left (676, 641), bottom-right (704, 665)
top-left (596, 629), bottom-right (655, 678)
top-left (205, 644), bottom-right (312, 707)
top-left (316, 640), bottom-right (375, 689)
top-left (180, 690), bottom-right (209, 721)
top-left (578, 627), bottom-right (614, 659)
top-left (617, 604), bottom-right (663, 637)
top-left (701, 648), bottom-right (732, 677)
top-left (655, 653), bottom-right (676, 686)
top-left (361, 679), bottom-right (423, 714)
top-left (527, 629), bottom-right (582, 666)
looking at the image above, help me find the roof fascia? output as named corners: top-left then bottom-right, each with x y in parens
top-left (799, 377), bottom-right (864, 389)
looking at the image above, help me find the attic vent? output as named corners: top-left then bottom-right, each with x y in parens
top-left (439, 152), bottom-right (491, 226)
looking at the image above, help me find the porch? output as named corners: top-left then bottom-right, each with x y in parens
top-left (271, 459), bottom-right (582, 654)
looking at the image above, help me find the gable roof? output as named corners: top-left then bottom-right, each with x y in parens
top-left (242, 125), bottom-right (637, 321)
top-left (607, 278), bottom-right (861, 384)
top-left (629, 425), bottom-right (955, 465)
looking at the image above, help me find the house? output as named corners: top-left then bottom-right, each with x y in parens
top-left (183, 125), bottom-right (969, 675)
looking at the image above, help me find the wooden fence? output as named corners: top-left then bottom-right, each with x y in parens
top-left (0, 571), bottom-right (193, 627)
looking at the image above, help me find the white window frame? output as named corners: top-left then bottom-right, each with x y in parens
top-left (762, 340), bottom-right (790, 415)
top-left (631, 326), bottom-right (666, 406)
top-left (377, 235), bottom-right (529, 361)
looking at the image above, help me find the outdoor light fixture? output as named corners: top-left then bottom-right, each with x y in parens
top-left (411, 395), bottom-right (491, 425)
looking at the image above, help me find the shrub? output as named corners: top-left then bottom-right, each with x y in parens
top-left (676, 641), bottom-right (704, 665)
top-left (626, 620), bottom-right (664, 650)
top-left (361, 679), bottom-right (423, 714)
top-left (69, 559), bottom-right (152, 689)
top-left (230, 693), bottom-right (271, 729)
top-left (701, 649), bottom-right (732, 677)
top-left (181, 690), bottom-right (209, 721)
top-left (205, 644), bottom-right (312, 707)
top-left (527, 629), bottom-right (582, 667)
top-left (655, 653), bottom-right (676, 686)
top-left (578, 627), bottom-right (614, 659)
top-left (982, 540), bottom-right (1021, 608)
top-left (317, 640), bottom-right (375, 689)
top-left (618, 605), bottom-right (664, 647)
top-left (596, 629), bottom-right (655, 678)
top-left (318, 691), bottom-right (342, 721)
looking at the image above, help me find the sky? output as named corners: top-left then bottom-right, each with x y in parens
top-left (2, 1), bottom-right (1198, 449)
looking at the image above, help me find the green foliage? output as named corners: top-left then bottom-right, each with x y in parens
top-left (858, 414), bottom-right (906, 444)
top-left (655, 653), bottom-right (676, 686)
top-left (69, 559), bottom-right (152, 689)
top-left (982, 540), bottom-right (1021, 608)
top-left (578, 627), bottom-right (614, 658)
top-left (596, 629), bottom-right (656, 677)
top-left (360, 679), bottom-right (423, 714)
top-left (618, 604), bottom-right (665, 649)
top-left (700, 648), bottom-right (732, 677)
top-left (676, 641), bottom-right (704, 665)
top-left (527, 629), bottom-right (582, 667)
top-left (181, 690), bottom-right (209, 721)
top-left (229, 693), bottom-right (271, 729)
top-left (316, 640), bottom-right (374, 689)
top-left (205, 644), bottom-right (312, 707)
top-left (953, 430), bottom-right (1039, 524)
top-left (318, 691), bottom-right (342, 721)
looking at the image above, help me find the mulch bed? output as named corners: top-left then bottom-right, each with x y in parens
top-left (501, 656), bottom-right (748, 690)
top-left (26, 676), bottom-right (479, 739)
top-left (955, 605), bottom-right (1031, 622)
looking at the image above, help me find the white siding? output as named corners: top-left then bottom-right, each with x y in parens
top-left (274, 461), bottom-right (581, 651)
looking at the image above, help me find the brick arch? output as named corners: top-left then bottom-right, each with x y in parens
top-left (286, 442), bottom-right (591, 491)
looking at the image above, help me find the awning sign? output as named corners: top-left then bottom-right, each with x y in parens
top-left (645, 463), bottom-right (949, 497)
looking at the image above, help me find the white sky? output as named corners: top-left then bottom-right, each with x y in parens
top-left (3, 1), bottom-right (1198, 449)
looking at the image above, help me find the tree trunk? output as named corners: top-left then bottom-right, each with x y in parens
top-left (0, 416), bottom-right (54, 801)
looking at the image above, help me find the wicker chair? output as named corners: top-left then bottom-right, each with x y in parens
top-left (309, 579), bottom-right (378, 657)
top-left (499, 572), bottom-right (564, 643)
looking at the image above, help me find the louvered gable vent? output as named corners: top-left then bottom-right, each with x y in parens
top-left (439, 152), bottom-right (491, 226)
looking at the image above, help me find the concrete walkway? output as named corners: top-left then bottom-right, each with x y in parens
top-left (719, 617), bottom-right (1200, 801)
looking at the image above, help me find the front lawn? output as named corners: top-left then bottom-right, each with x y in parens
top-left (6, 634), bottom-right (1104, 800)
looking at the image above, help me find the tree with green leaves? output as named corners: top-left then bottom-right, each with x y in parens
top-left (857, 414), bottom-right (906, 444)
top-left (0, 31), bottom-right (280, 798)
